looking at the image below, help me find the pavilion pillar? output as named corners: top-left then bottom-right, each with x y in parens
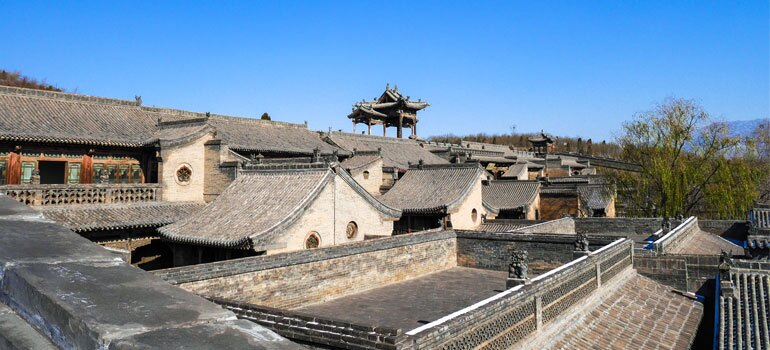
top-left (411, 122), bottom-right (416, 138)
top-left (352, 121), bottom-right (356, 133)
top-left (383, 124), bottom-right (387, 137)
top-left (397, 116), bottom-right (403, 139)
top-left (367, 120), bottom-right (372, 135)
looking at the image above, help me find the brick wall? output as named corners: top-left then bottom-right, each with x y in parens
top-left (513, 218), bottom-right (575, 234)
top-left (633, 256), bottom-right (689, 291)
top-left (540, 195), bottom-right (579, 220)
top-left (161, 134), bottom-right (212, 202)
top-left (203, 140), bottom-right (237, 202)
top-left (698, 220), bottom-right (749, 242)
top-left (455, 231), bottom-right (617, 275)
top-left (633, 254), bottom-right (719, 293)
top-left (156, 231), bottom-right (457, 309)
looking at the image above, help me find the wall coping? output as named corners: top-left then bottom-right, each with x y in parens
top-left (406, 238), bottom-right (628, 336)
top-left (155, 230), bottom-right (457, 284)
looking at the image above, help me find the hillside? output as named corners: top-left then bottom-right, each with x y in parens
top-left (0, 70), bottom-right (64, 92)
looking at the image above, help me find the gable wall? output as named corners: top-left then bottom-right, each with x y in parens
top-left (449, 172), bottom-right (489, 230)
top-left (161, 134), bottom-right (212, 202)
top-left (348, 159), bottom-right (383, 195)
top-left (269, 174), bottom-right (394, 254)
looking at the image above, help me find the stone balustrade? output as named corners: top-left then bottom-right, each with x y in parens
top-left (0, 183), bottom-right (162, 206)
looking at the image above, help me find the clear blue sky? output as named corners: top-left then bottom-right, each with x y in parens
top-left (2, 1), bottom-right (768, 141)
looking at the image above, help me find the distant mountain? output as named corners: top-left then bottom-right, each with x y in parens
top-left (723, 118), bottom-right (769, 139)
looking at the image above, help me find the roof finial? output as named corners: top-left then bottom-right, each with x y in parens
top-left (394, 84), bottom-right (398, 92)
top-left (385, 83), bottom-right (390, 90)
top-left (134, 95), bottom-right (142, 105)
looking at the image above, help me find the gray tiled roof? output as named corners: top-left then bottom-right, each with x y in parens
top-left (379, 163), bottom-right (487, 214)
top-left (0, 86), bottom-right (344, 156)
top-left (326, 132), bottom-right (448, 170)
top-left (501, 163), bottom-right (529, 179)
top-left (475, 222), bottom-right (529, 232)
top-left (0, 86), bottom-right (158, 147)
top-left (482, 180), bottom-right (540, 212)
top-left (38, 202), bottom-right (204, 232)
top-left (208, 116), bottom-right (341, 155)
top-left (577, 185), bottom-right (613, 210)
top-left (159, 164), bottom-right (400, 249)
top-left (719, 268), bottom-right (770, 350)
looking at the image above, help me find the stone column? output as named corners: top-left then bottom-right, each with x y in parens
top-left (383, 124), bottom-right (387, 137)
top-left (397, 116), bottom-right (403, 139)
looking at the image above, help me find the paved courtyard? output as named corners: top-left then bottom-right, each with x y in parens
top-left (295, 267), bottom-right (507, 331)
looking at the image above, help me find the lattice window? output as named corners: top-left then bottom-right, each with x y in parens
top-left (346, 222), bottom-right (358, 239)
top-left (305, 232), bottom-right (320, 249)
top-left (176, 166), bottom-right (192, 184)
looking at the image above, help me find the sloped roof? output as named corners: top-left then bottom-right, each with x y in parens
top-left (482, 180), bottom-right (540, 212)
top-left (550, 274), bottom-right (703, 350)
top-left (159, 164), bottom-right (400, 249)
top-left (577, 185), bottom-right (613, 210)
top-left (207, 116), bottom-right (341, 155)
top-left (719, 267), bottom-right (770, 350)
top-left (501, 163), bottom-right (529, 179)
top-left (0, 86), bottom-right (158, 147)
top-left (326, 132), bottom-right (448, 170)
top-left (379, 163), bottom-right (487, 214)
top-left (475, 222), bottom-right (530, 232)
top-left (668, 229), bottom-right (743, 255)
top-left (38, 202), bottom-right (204, 232)
top-left (0, 86), bottom-right (343, 156)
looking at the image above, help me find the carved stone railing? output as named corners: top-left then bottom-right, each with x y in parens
top-left (0, 183), bottom-right (162, 206)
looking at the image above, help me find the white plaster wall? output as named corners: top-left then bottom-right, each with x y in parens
top-left (527, 195), bottom-right (541, 220)
top-left (349, 159), bottom-right (383, 196)
top-left (269, 173), bottom-right (394, 254)
top-left (448, 173), bottom-right (488, 230)
top-left (161, 134), bottom-right (212, 202)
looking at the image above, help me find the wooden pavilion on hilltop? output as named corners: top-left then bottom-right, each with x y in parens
top-left (348, 84), bottom-right (429, 139)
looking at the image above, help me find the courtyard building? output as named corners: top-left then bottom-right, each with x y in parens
top-left (379, 162), bottom-right (491, 233)
top-left (158, 161), bottom-right (401, 267)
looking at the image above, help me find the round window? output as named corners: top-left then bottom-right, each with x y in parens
top-left (471, 208), bottom-right (478, 223)
top-left (175, 165), bottom-right (192, 185)
top-left (346, 222), bottom-right (358, 239)
top-left (305, 232), bottom-right (320, 249)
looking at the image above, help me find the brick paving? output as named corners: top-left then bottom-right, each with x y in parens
top-left (549, 274), bottom-right (703, 350)
top-left (294, 267), bottom-right (507, 331)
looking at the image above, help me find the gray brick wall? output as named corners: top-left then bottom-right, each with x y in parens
top-left (455, 231), bottom-right (617, 275)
